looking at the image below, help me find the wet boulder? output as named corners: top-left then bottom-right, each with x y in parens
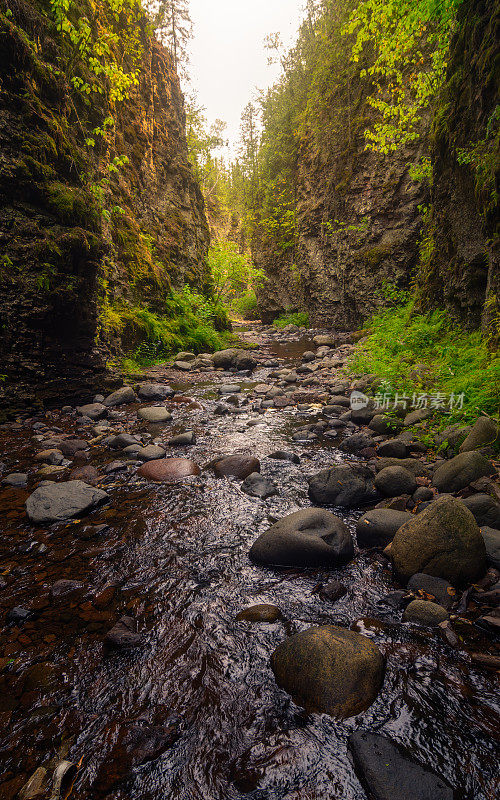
top-left (339, 432), bottom-right (375, 454)
top-left (138, 383), bottom-right (174, 401)
top-left (58, 439), bottom-right (89, 457)
top-left (403, 599), bottom-right (449, 626)
top-left (271, 625), bottom-right (384, 718)
top-left (459, 416), bottom-right (500, 452)
top-left (135, 445), bottom-right (166, 462)
top-left (377, 439), bottom-right (408, 458)
top-left (107, 433), bottom-right (141, 450)
top-left (348, 730), bottom-right (454, 800)
top-left (250, 508), bottom-right (353, 568)
top-left (308, 464), bottom-right (378, 508)
top-left (391, 495), bottom-right (487, 585)
top-left (374, 466), bottom-right (417, 497)
top-left (356, 509), bottom-right (412, 547)
top-left (212, 454), bottom-right (260, 479)
top-left (375, 458), bottom-right (431, 477)
top-left (369, 414), bottom-right (404, 435)
top-left (26, 481), bottom-right (109, 524)
top-left (432, 451), bottom-right (494, 493)
top-left (138, 458), bottom-right (200, 482)
top-left (407, 573), bottom-right (456, 609)
top-left (168, 432), bottom-right (196, 446)
top-left (268, 451), bottom-right (300, 464)
top-left (103, 386), bottom-right (136, 407)
top-left (241, 473), bottom-right (278, 499)
top-left (104, 616), bottom-right (143, 649)
top-left (77, 403), bottom-right (107, 420)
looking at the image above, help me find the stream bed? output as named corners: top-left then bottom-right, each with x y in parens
top-left (0, 326), bottom-right (498, 800)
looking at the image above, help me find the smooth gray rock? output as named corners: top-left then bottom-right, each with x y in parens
top-left (480, 526), bottom-right (500, 569)
top-left (461, 494), bottom-right (500, 528)
top-left (268, 451), bottom-right (300, 464)
top-left (356, 509), bottom-right (412, 547)
top-left (403, 599), bottom-right (449, 625)
top-left (2, 472), bottom-right (28, 487)
top-left (339, 432), bottom-right (375, 453)
top-left (374, 466), bottom-right (417, 497)
top-left (377, 439), bottom-right (408, 458)
top-left (26, 481), bottom-right (108, 523)
top-left (138, 407), bottom-right (173, 424)
top-left (432, 451), bottom-right (494, 493)
top-left (375, 458), bottom-right (431, 477)
top-left (369, 414), bottom-right (404, 435)
top-left (308, 464), bottom-right (378, 508)
top-left (107, 433), bottom-right (141, 450)
top-left (348, 731), bottom-right (454, 800)
top-left (135, 445), bottom-right (166, 461)
top-left (240, 472), bottom-right (278, 499)
top-left (250, 508), bottom-right (353, 567)
top-left (404, 408), bottom-right (433, 426)
top-left (103, 386), bottom-right (136, 407)
top-left (168, 432), bottom-right (196, 446)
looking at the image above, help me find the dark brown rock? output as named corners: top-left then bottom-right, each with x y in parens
top-left (138, 458), bottom-right (201, 482)
top-left (212, 454), bottom-right (260, 479)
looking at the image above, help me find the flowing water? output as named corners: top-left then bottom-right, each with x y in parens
top-left (0, 326), bottom-right (498, 799)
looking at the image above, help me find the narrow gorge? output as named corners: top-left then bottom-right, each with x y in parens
top-left (0, 2), bottom-right (498, 800)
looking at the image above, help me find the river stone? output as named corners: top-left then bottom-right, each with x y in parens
top-left (404, 408), bottom-right (433, 426)
top-left (313, 334), bottom-right (336, 346)
top-left (77, 403), bottom-right (107, 420)
top-left (174, 361), bottom-right (193, 371)
top-left (461, 494), bottom-right (500, 528)
top-left (26, 481), bottom-right (109, 523)
top-left (108, 433), bottom-right (141, 449)
top-left (250, 508), bottom-right (354, 567)
top-left (391, 495), bottom-right (487, 585)
top-left (2, 472), bottom-right (28, 486)
top-left (271, 625), bottom-right (384, 718)
top-left (356, 509), bottom-right (412, 547)
top-left (58, 438), bottom-right (89, 457)
top-left (374, 466), bottom-right (417, 497)
top-left (219, 384), bottom-right (241, 394)
top-left (407, 573), bottom-right (456, 609)
top-left (308, 464), bottom-right (378, 508)
top-left (138, 383), bottom-right (174, 400)
top-left (103, 386), bottom-right (136, 407)
top-left (168, 432), bottom-right (196, 446)
top-left (432, 451), bottom-right (494, 493)
top-left (339, 432), bottom-right (375, 453)
top-left (212, 454), bottom-right (260, 479)
top-left (104, 616), bottom-right (143, 649)
top-left (459, 416), bottom-right (500, 452)
top-left (268, 451), bottom-right (300, 464)
top-left (403, 599), bottom-right (449, 625)
top-left (241, 472), bottom-right (278, 499)
top-left (135, 445), bottom-right (166, 461)
top-left (377, 439), bottom-right (408, 458)
top-left (235, 604), bottom-right (283, 622)
top-left (138, 406), bottom-right (173, 424)
top-left (374, 458), bottom-right (431, 477)
top-left (138, 458), bottom-right (200, 482)
top-left (212, 348), bottom-right (239, 369)
top-left (348, 730), bottom-right (454, 800)
top-left (480, 526), bottom-right (500, 569)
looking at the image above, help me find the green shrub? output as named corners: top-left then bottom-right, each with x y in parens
top-left (231, 290), bottom-right (260, 319)
top-left (348, 299), bottom-right (500, 423)
top-left (273, 311), bottom-right (310, 329)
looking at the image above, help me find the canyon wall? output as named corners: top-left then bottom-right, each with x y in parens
top-left (0, 0), bottom-right (209, 407)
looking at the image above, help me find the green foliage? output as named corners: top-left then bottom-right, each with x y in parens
top-left (273, 311), bottom-right (310, 329)
top-left (344, 0), bottom-right (464, 152)
top-left (231, 290), bottom-right (259, 319)
top-left (349, 299), bottom-right (500, 422)
top-left (207, 241), bottom-right (264, 305)
top-left (101, 286), bottom-right (233, 367)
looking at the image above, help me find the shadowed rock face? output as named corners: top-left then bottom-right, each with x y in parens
top-left (271, 625), bottom-right (385, 718)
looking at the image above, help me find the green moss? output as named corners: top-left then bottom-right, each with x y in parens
top-left (358, 245), bottom-right (393, 268)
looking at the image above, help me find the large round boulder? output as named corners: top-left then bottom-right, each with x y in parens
top-left (271, 625), bottom-right (385, 718)
top-left (432, 451), bottom-right (494, 493)
top-left (403, 599), bottom-right (449, 626)
top-left (459, 416), bottom-right (500, 452)
top-left (391, 495), bottom-right (487, 585)
top-left (461, 494), bottom-right (500, 528)
top-left (356, 509), bottom-right (412, 547)
top-left (250, 508), bottom-right (354, 567)
top-left (308, 464), bottom-right (378, 507)
top-left (480, 526), bottom-right (500, 569)
top-left (138, 458), bottom-right (200, 482)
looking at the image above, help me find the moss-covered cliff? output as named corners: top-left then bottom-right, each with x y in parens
top-left (416, 0), bottom-right (499, 335)
top-left (0, 0), bottom-right (209, 406)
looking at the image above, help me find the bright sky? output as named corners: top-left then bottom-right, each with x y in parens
top-left (188, 0), bottom-right (306, 152)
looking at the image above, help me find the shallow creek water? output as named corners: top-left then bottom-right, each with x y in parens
top-left (0, 327), bottom-right (498, 799)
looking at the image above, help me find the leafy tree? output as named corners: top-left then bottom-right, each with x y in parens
top-left (145, 0), bottom-right (193, 76)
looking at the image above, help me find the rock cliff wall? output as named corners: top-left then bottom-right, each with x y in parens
top-left (0, 0), bottom-right (209, 407)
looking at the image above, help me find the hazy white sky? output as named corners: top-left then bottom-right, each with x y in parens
top-left (188, 0), bottom-right (306, 150)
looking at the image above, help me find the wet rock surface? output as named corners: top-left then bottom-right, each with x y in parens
top-left (0, 324), bottom-right (498, 800)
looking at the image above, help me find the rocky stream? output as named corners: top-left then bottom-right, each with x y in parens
top-left (0, 325), bottom-right (499, 800)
